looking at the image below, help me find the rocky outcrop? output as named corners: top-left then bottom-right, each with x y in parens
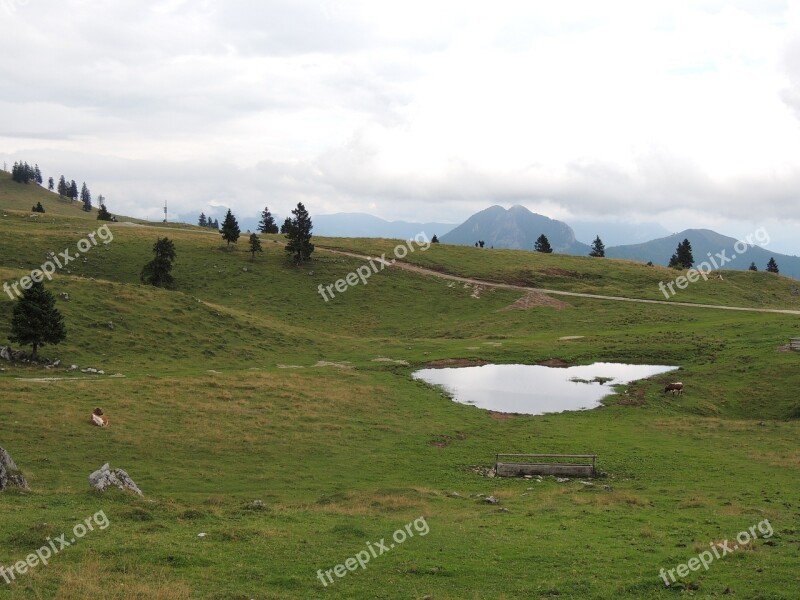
top-left (89, 463), bottom-right (143, 496)
top-left (0, 448), bottom-right (30, 491)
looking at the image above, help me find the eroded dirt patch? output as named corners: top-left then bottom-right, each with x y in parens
top-left (499, 291), bottom-right (570, 311)
top-left (538, 358), bottom-right (570, 368)
top-left (424, 358), bottom-right (491, 368)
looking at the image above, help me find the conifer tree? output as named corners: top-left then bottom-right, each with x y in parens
top-left (258, 206), bottom-right (279, 234)
top-left (140, 238), bottom-right (177, 288)
top-left (534, 234), bottom-right (553, 253)
top-left (220, 209), bottom-right (241, 247)
top-left (766, 257), bottom-right (779, 273)
top-left (589, 235), bottom-right (605, 257)
top-left (9, 281), bottom-right (66, 358)
top-left (284, 202), bottom-right (314, 262)
top-left (248, 233), bottom-right (263, 259)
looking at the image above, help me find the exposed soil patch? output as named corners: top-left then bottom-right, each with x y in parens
top-left (424, 358), bottom-right (491, 368)
top-left (313, 361), bottom-right (352, 369)
top-left (558, 335), bottom-right (585, 341)
top-left (499, 291), bottom-right (570, 311)
top-left (372, 358), bottom-right (410, 365)
top-left (616, 387), bottom-right (647, 406)
top-left (777, 344), bottom-right (793, 353)
top-left (538, 358), bottom-right (570, 368)
top-left (488, 411), bottom-right (514, 421)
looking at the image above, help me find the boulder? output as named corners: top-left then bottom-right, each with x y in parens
top-left (0, 448), bottom-right (30, 491)
top-left (89, 463), bottom-right (143, 496)
top-left (0, 346), bottom-right (11, 361)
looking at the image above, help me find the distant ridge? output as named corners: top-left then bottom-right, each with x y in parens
top-left (606, 229), bottom-right (800, 278)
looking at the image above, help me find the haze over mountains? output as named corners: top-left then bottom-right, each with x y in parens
top-left (285, 204), bottom-right (798, 278)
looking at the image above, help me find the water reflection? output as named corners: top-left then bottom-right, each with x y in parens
top-left (412, 362), bottom-right (678, 415)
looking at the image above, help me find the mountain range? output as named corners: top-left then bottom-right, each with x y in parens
top-left (186, 205), bottom-right (799, 278)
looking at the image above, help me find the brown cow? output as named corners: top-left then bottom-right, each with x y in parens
top-left (664, 382), bottom-right (684, 396)
top-left (90, 408), bottom-right (109, 427)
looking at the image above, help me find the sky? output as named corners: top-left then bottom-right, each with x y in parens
top-left (1, 0), bottom-right (800, 253)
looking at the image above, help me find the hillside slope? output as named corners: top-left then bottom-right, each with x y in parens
top-left (0, 187), bottom-right (798, 599)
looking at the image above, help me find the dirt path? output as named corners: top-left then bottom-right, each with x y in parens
top-left (317, 247), bottom-right (800, 316)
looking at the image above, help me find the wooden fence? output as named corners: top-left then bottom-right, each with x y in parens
top-left (495, 454), bottom-right (597, 478)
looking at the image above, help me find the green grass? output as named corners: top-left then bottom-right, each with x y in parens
top-left (0, 178), bottom-right (798, 599)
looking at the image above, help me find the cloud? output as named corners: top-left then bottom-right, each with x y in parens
top-left (0, 0), bottom-right (799, 248)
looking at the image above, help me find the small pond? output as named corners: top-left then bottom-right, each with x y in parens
top-left (412, 362), bottom-right (679, 415)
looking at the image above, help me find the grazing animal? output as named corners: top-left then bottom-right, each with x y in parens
top-left (90, 408), bottom-right (109, 427)
top-left (664, 382), bottom-right (684, 396)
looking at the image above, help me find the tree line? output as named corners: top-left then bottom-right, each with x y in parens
top-left (8, 160), bottom-right (113, 219)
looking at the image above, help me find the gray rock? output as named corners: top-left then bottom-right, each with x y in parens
top-left (89, 463), bottom-right (143, 496)
top-left (0, 448), bottom-right (30, 491)
top-left (0, 346), bottom-right (11, 361)
top-left (484, 495), bottom-right (499, 505)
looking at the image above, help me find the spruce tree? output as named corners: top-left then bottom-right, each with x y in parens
top-left (198, 213), bottom-right (207, 227)
top-left (258, 206), bottom-right (279, 234)
top-left (285, 202), bottom-right (314, 262)
top-left (69, 180), bottom-right (78, 201)
top-left (57, 176), bottom-right (67, 197)
top-left (9, 281), bottom-right (66, 358)
top-left (766, 257), bottom-right (779, 273)
top-left (534, 234), bottom-right (553, 253)
top-left (280, 217), bottom-right (292, 234)
top-left (669, 239), bottom-right (694, 268)
top-left (48, 177), bottom-right (54, 191)
top-left (431, 234), bottom-right (439, 243)
top-left (589, 235), bottom-right (605, 257)
top-left (140, 238), bottom-right (177, 288)
top-left (248, 233), bottom-right (263, 259)
top-left (749, 262), bottom-right (758, 271)
top-left (34, 164), bottom-right (42, 185)
top-left (80, 182), bottom-right (91, 211)
top-left (220, 209), bottom-right (241, 247)
top-left (97, 204), bottom-right (112, 221)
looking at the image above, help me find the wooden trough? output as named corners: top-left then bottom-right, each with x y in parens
top-left (495, 454), bottom-right (597, 478)
top-left (790, 338), bottom-right (800, 351)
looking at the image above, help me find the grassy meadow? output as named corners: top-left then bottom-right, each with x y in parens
top-left (0, 172), bottom-right (798, 599)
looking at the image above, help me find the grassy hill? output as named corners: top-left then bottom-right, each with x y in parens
top-left (0, 177), bottom-right (798, 599)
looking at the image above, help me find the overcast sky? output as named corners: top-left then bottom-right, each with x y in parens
top-left (2, 0), bottom-right (799, 252)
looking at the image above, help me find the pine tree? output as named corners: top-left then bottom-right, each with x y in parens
top-left (198, 213), bottom-right (207, 227)
top-left (669, 239), bottom-right (694, 269)
top-left (80, 182), bottom-right (91, 211)
top-left (9, 281), bottom-right (66, 358)
top-left (34, 164), bottom-right (42, 185)
top-left (748, 262), bottom-right (758, 271)
top-left (32, 202), bottom-right (45, 213)
top-left (57, 176), bottom-right (67, 197)
top-left (140, 238), bottom-right (177, 288)
top-left (48, 176), bottom-right (54, 191)
top-left (69, 180), bottom-right (78, 201)
top-left (258, 206), bottom-right (279, 234)
top-left (431, 234), bottom-right (439, 243)
top-left (766, 257), bottom-right (779, 273)
top-left (220, 209), bottom-right (241, 247)
top-left (285, 202), bottom-right (314, 263)
top-left (280, 217), bottom-right (292, 234)
top-left (589, 235), bottom-right (605, 257)
top-left (97, 204), bottom-right (112, 221)
top-left (214, 218), bottom-right (220, 230)
top-left (249, 233), bottom-right (263, 259)
top-left (534, 234), bottom-right (553, 253)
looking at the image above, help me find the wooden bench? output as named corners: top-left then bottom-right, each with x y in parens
top-left (790, 338), bottom-right (800, 351)
top-left (495, 453), bottom-right (597, 478)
